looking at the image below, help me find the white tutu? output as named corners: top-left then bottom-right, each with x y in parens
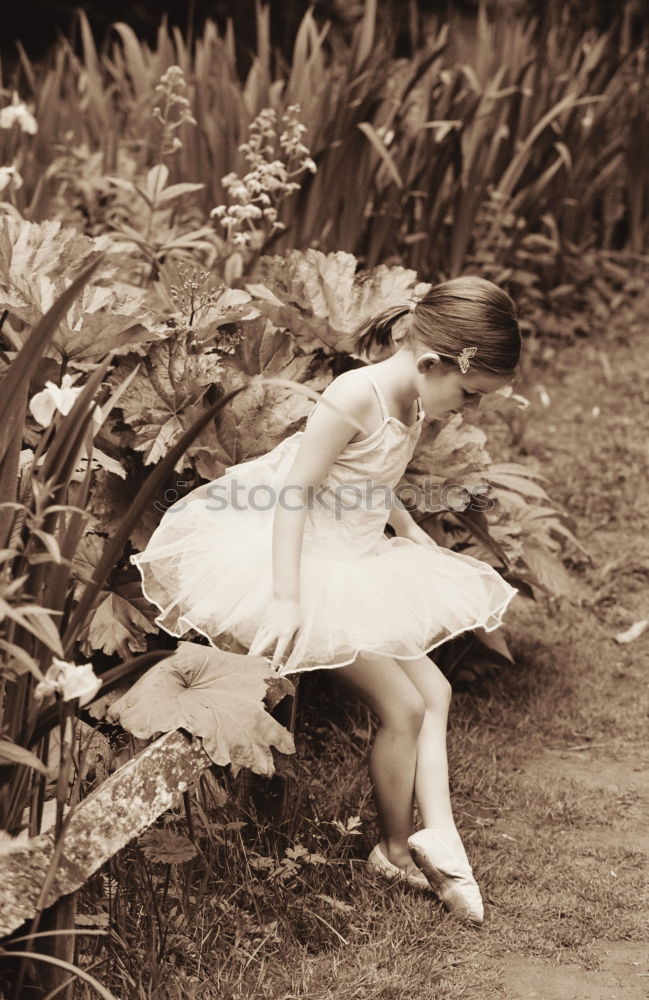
top-left (131, 371), bottom-right (518, 676)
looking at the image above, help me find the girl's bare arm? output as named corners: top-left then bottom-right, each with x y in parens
top-left (249, 375), bottom-right (372, 665)
top-left (387, 499), bottom-right (438, 547)
top-left (272, 374), bottom-right (372, 600)
top-left (386, 497), bottom-right (419, 536)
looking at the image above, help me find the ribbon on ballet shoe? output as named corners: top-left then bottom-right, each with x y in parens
top-left (407, 829), bottom-right (484, 925)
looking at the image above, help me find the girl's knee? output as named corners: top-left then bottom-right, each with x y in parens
top-left (423, 670), bottom-right (453, 712)
top-left (395, 654), bottom-right (453, 712)
top-left (383, 689), bottom-right (426, 736)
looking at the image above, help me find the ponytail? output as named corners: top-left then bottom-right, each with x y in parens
top-left (355, 276), bottom-right (521, 377)
top-left (355, 302), bottom-right (411, 359)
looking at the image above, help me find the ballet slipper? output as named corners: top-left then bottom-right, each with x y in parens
top-left (367, 843), bottom-right (431, 891)
top-left (407, 829), bottom-right (484, 925)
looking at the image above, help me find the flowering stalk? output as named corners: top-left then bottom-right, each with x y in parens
top-left (165, 260), bottom-right (245, 352)
top-left (210, 105), bottom-right (317, 265)
top-left (151, 66), bottom-right (197, 163)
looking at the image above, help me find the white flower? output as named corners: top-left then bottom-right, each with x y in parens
top-left (34, 659), bottom-right (102, 707)
top-left (29, 373), bottom-right (102, 428)
top-left (33, 674), bottom-right (60, 702)
top-left (0, 93), bottom-right (38, 134)
top-left (0, 166), bottom-right (23, 193)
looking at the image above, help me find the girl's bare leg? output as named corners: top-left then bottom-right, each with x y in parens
top-left (335, 651), bottom-right (425, 872)
top-left (395, 653), bottom-right (469, 866)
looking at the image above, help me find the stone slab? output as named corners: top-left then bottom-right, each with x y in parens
top-left (0, 730), bottom-right (211, 937)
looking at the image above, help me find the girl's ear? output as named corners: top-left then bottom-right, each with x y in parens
top-left (415, 351), bottom-right (442, 374)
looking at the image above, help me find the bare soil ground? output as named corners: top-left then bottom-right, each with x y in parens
top-left (470, 286), bottom-right (649, 999)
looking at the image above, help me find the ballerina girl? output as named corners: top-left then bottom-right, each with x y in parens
top-left (131, 275), bottom-right (522, 924)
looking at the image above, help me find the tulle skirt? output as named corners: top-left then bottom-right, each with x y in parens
top-left (131, 469), bottom-right (518, 676)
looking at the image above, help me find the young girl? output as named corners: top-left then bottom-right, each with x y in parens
top-left (131, 275), bottom-right (521, 925)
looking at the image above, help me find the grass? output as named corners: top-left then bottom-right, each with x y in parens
top-left (72, 280), bottom-right (649, 998)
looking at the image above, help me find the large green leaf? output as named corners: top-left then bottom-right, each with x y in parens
top-left (115, 340), bottom-right (224, 468)
top-left (483, 470), bottom-right (550, 501)
top-left (109, 642), bottom-right (295, 777)
top-left (189, 318), bottom-right (328, 479)
top-left (0, 217), bottom-right (167, 364)
top-left (250, 250), bottom-right (424, 353)
top-left (2, 277), bottom-right (158, 361)
top-left (0, 216), bottom-right (109, 292)
top-left (77, 591), bottom-right (158, 657)
top-left (518, 540), bottom-right (573, 598)
top-left (138, 828), bottom-right (198, 864)
top-left (408, 414), bottom-right (492, 488)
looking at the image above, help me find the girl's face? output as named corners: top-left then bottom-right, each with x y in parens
top-left (416, 359), bottom-right (512, 420)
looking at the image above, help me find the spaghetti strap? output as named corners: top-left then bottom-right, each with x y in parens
top-left (359, 369), bottom-right (423, 427)
top-left (358, 369), bottom-right (390, 422)
top-left (306, 369), bottom-right (423, 429)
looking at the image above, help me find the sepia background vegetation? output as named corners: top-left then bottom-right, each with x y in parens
top-left (0, 1), bottom-right (647, 996)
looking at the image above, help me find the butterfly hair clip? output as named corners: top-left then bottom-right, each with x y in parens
top-left (457, 345), bottom-right (478, 374)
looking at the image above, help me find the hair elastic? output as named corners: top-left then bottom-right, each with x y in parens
top-left (408, 295), bottom-right (422, 313)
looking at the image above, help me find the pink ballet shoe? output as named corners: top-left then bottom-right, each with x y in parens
top-left (367, 843), bottom-right (431, 891)
top-left (407, 829), bottom-right (484, 925)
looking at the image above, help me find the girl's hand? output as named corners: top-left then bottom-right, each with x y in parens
top-left (248, 597), bottom-right (302, 671)
top-left (396, 520), bottom-right (439, 549)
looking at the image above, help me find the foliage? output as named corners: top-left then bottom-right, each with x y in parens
top-left (406, 416), bottom-right (586, 599)
top-left (1, 3), bottom-right (646, 328)
top-left (250, 249), bottom-right (429, 353)
top-left (0, 234), bottom-right (288, 996)
top-left (109, 642), bottom-right (295, 776)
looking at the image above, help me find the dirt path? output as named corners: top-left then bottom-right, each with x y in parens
top-left (489, 286), bottom-right (649, 998)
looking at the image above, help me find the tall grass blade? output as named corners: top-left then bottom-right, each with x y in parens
top-left (357, 123), bottom-right (404, 188)
top-left (353, 0), bottom-right (377, 71)
top-left (1, 950), bottom-right (118, 1000)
